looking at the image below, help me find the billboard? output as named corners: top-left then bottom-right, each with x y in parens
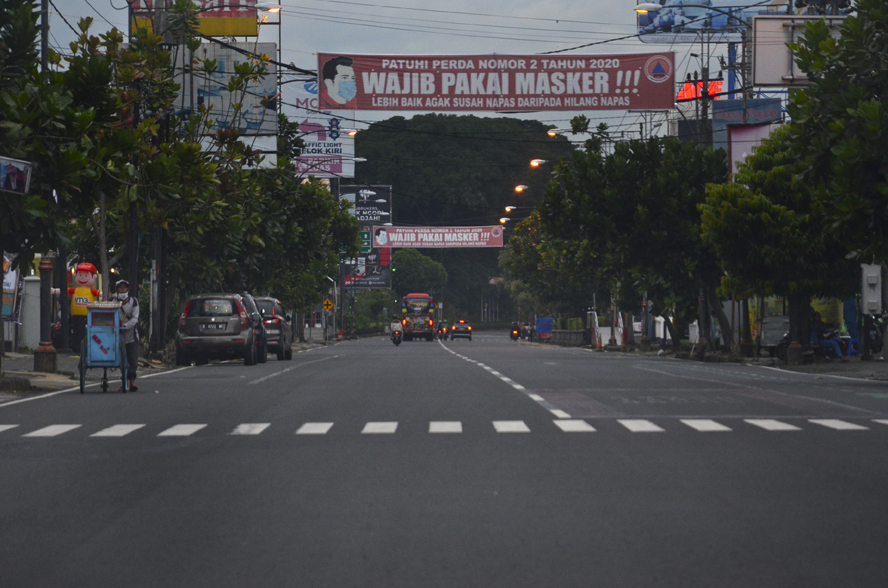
top-left (131, 0), bottom-right (259, 38)
top-left (317, 53), bottom-right (676, 112)
top-left (175, 43), bottom-right (277, 136)
top-left (291, 80), bottom-right (356, 178)
top-left (372, 226), bottom-right (504, 249)
top-left (637, 1), bottom-right (783, 44)
top-left (0, 156), bottom-right (32, 194)
top-left (752, 16), bottom-right (846, 86)
top-left (342, 186), bottom-right (392, 289)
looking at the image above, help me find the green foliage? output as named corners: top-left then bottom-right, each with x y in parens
top-left (788, 0), bottom-right (888, 264)
top-left (392, 248), bottom-right (447, 299)
top-left (700, 126), bottom-right (858, 300)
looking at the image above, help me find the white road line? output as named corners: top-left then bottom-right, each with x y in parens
top-left (618, 419), bottom-right (665, 433)
top-left (0, 424), bottom-right (19, 433)
top-left (157, 424), bottom-right (207, 437)
top-left (91, 424), bottom-right (145, 437)
top-left (296, 422), bottom-right (333, 435)
top-left (873, 420), bottom-right (888, 427)
top-left (23, 424), bottom-right (81, 437)
top-left (429, 421), bottom-right (462, 433)
top-left (493, 420), bottom-right (530, 433)
top-left (550, 409), bottom-right (572, 419)
top-left (362, 421), bottom-right (398, 434)
top-left (249, 356), bottom-right (339, 385)
top-left (744, 419), bottom-right (802, 431)
top-left (808, 419), bottom-right (869, 431)
top-left (553, 419), bottom-right (596, 433)
top-left (230, 423), bottom-right (271, 435)
top-left (528, 394), bottom-right (545, 402)
top-left (681, 419), bottom-right (732, 432)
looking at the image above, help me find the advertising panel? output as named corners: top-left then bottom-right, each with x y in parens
top-left (341, 186), bottom-right (392, 289)
top-left (131, 0), bottom-right (259, 37)
top-left (175, 43), bottom-right (277, 136)
top-left (317, 53), bottom-right (675, 112)
top-left (637, 1), bottom-right (782, 44)
top-left (752, 15), bottom-right (846, 86)
top-left (0, 156), bottom-right (32, 194)
top-left (290, 80), bottom-right (356, 178)
top-left (372, 226), bottom-right (504, 249)
top-left (2, 255), bottom-right (21, 319)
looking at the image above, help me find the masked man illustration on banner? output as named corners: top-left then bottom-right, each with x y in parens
top-left (321, 55), bottom-right (357, 107)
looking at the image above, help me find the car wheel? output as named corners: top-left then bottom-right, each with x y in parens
top-left (195, 357), bottom-right (209, 366)
top-left (244, 342), bottom-right (257, 366)
top-left (276, 347), bottom-right (285, 361)
top-left (285, 345), bottom-right (293, 360)
top-left (175, 351), bottom-right (190, 366)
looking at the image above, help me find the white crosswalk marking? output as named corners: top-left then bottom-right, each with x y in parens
top-left (24, 424), bottom-right (81, 437)
top-left (493, 420), bottom-right (530, 433)
top-left (91, 424), bottom-right (145, 437)
top-left (230, 423), bottom-right (271, 435)
top-left (873, 420), bottom-right (888, 427)
top-left (157, 424), bottom-right (207, 437)
top-left (550, 409), bottom-right (572, 419)
top-left (618, 419), bottom-right (665, 433)
top-left (809, 419), bottom-right (869, 431)
top-left (744, 419), bottom-right (802, 431)
top-left (553, 419), bottom-right (596, 433)
top-left (429, 421), bottom-right (462, 433)
top-left (296, 422), bottom-right (333, 435)
top-left (362, 422), bottom-right (398, 434)
top-left (0, 425), bottom-right (19, 433)
top-left (681, 419), bottom-right (732, 432)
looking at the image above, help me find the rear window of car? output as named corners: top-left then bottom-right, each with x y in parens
top-left (190, 298), bottom-right (236, 317)
top-left (256, 300), bottom-right (274, 315)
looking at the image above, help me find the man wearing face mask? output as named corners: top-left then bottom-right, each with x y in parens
top-left (113, 279), bottom-right (141, 391)
top-left (322, 55), bottom-right (357, 106)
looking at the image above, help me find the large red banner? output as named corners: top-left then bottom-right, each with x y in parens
top-left (373, 226), bottom-right (504, 248)
top-left (318, 53), bottom-right (675, 112)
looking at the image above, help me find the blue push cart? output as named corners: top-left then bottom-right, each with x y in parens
top-left (79, 302), bottom-right (128, 394)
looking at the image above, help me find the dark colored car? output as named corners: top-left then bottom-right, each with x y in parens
top-left (450, 319), bottom-right (472, 341)
top-left (241, 292), bottom-right (269, 364)
top-left (175, 293), bottom-right (267, 366)
top-left (255, 296), bottom-right (293, 360)
top-left (436, 322), bottom-right (449, 340)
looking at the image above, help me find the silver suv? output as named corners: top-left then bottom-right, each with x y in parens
top-left (255, 296), bottom-right (293, 360)
top-left (175, 293), bottom-right (267, 366)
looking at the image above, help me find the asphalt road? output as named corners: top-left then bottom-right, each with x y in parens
top-left (2, 333), bottom-right (888, 587)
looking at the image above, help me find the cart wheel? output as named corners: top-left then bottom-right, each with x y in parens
top-left (78, 346), bottom-right (86, 394)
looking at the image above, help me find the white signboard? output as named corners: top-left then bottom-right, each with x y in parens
top-left (752, 16), bottom-right (846, 87)
top-left (289, 79), bottom-right (356, 178)
top-left (176, 43), bottom-right (278, 135)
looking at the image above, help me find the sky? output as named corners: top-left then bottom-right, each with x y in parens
top-left (47, 0), bottom-right (761, 138)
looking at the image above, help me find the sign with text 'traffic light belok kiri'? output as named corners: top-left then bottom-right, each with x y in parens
top-left (318, 53), bottom-right (675, 112)
top-left (373, 226), bottom-right (504, 248)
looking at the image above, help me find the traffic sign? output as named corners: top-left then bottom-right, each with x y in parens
top-left (323, 298), bottom-right (334, 311)
top-left (360, 231), bottom-right (372, 253)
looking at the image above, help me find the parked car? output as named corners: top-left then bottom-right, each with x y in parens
top-left (450, 319), bottom-right (472, 341)
top-left (241, 292), bottom-right (269, 364)
top-left (255, 296), bottom-right (293, 360)
top-left (175, 293), bottom-right (267, 366)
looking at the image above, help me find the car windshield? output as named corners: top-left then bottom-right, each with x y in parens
top-left (191, 299), bottom-right (235, 317)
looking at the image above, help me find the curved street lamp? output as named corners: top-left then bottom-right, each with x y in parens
top-left (530, 159), bottom-right (548, 167)
top-left (514, 185), bottom-right (528, 193)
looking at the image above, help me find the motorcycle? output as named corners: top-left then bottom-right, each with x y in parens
top-left (510, 327), bottom-right (520, 341)
top-left (391, 328), bottom-right (402, 346)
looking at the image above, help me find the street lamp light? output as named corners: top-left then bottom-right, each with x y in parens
top-left (514, 185), bottom-right (528, 193)
top-left (505, 206), bottom-right (516, 212)
top-left (530, 159), bottom-right (547, 167)
top-left (499, 217), bottom-right (510, 224)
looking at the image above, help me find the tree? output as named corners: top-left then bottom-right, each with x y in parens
top-left (701, 125), bottom-right (858, 349)
top-left (392, 248), bottom-right (447, 300)
top-left (788, 0), bottom-right (888, 263)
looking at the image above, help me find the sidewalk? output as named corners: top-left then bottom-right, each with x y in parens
top-left (0, 340), bottom-right (327, 400)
